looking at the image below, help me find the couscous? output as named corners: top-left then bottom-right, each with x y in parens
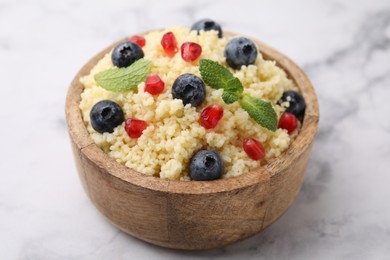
top-left (79, 21), bottom-right (305, 180)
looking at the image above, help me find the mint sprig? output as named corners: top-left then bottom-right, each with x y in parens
top-left (199, 59), bottom-right (278, 132)
top-left (94, 59), bottom-right (151, 93)
top-left (199, 59), bottom-right (243, 93)
top-left (222, 91), bottom-right (240, 104)
top-left (222, 77), bottom-right (243, 103)
top-left (240, 95), bottom-right (278, 131)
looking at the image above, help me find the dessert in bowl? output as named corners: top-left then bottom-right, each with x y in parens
top-left (66, 19), bottom-right (319, 249)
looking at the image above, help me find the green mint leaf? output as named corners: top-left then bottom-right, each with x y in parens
top-left (94, 59), bottom-right (151, 93)
top-left (199, 59), bottom-right (243, 93)
top-left (199, 59), bottom-right (233, 89)
top-left (222, 90), bottom-right (240, 104)
top-left (239, 95), bottom-right (278, 132)
top-left (226, 77), bottom-right (243, 93)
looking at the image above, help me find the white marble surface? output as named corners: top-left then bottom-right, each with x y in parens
top-left (1, 0), bottom-right (390, 259)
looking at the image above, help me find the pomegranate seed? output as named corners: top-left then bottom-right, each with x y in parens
top-left (125, 118), bottom-right (148, 138)
top-left (161, 32), bottom-right (178, 57)
top-left (181, 42), bottom-right (202, 62)
top-left (199, 105), bottom-right (223, 129)
top-left (145, 74), bottom-right (165, 95)
top-left (200, 104), bottom-right (224, 129)
top-left (278, 112), bottom-right (299, 134)
top-left (129, 35), bottom-right (145, 47)
top-left (243, 137), bottom-right (265, 160)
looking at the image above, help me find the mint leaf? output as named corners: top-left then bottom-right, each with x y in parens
top-left (226, 77), bottom-right (243, 93)
top-left (199, 59), bottom-right (233, 89)
top-left (199, 59), bottom-right (243, 93)
top-left (222, 91), bottom-right (240, 104)
top-left (94, 59), bottom-right (151, 93)
top-left (240, 95), bottom-right (278, 132)
top-left (200, 59), bottom-right (277, 131)
top-left (222, 78), bottom-right (243, 103)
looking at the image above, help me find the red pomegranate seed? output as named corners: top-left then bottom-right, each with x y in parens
top-left (200, 104), bottom-right (224, 129)
top-left (181, 42), bottom-right (202, 62)
top-left (278, 112), bottom-right (299, 134)
top-left (129, 35), bottom-right (145, 47)
top-left (161, 32), bottom-right (178, 57)
top-left (243, 137), bottom-right (265, 160)
top-left (125, 118), bottom-right (148, 139)
top-left (144, 74), bottom-right (165, 95)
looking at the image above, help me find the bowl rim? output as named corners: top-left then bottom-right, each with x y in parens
top-left (66, 31), bottom-right (319, 195)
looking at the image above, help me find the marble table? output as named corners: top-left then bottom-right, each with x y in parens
top-left (1, 0), bottom-right (390, 259)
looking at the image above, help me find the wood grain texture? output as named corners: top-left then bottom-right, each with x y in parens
top-left (65, 32), bottom-right (319, 250)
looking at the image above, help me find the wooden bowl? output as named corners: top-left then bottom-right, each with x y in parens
top-left (65, 32), bottom-right (319, 250)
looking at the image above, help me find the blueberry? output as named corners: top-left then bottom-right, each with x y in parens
top-left (111, 41), bottom-right (144, 68)
top-left (224, 37), bottom-right (258, 69)
top-left (190, 150), bottom-right (224, 181)
top-left (90, 100), bottom-right (124, 133)
top-left (172, 73), bottom-right (206, 107)
top-left (279, 90), bottom-right (306, 120)
top-left (191, 18), bottom-right (223, 38)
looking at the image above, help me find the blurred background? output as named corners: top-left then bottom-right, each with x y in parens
top-left (1, 0), bottom-right (390, 259)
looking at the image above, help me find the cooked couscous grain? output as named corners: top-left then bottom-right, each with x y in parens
top-left (79, 27), bottom-right (297, 180)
